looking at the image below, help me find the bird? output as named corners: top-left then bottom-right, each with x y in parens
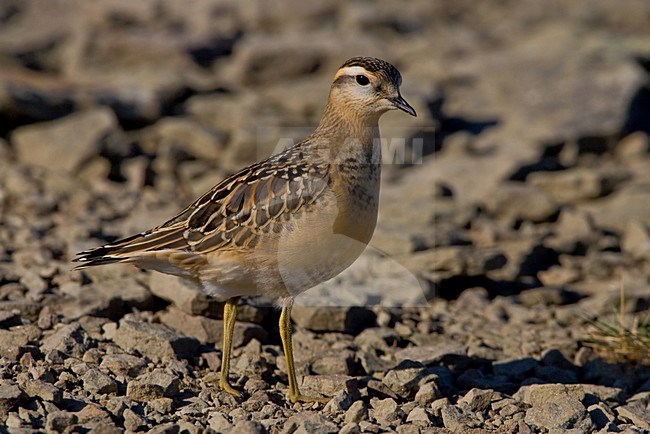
top-left (74, 56), bottom-right (416, 403)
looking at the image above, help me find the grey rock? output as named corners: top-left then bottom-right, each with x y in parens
top-left (458, 388), bottom-right (497, 412)
top-left (369, 397), bottom-right (403, 423)
top-left (616, 404), bottom-right (650, 431)
top-left (291, 306), bottom-right (376, 333)
top-left (12, 108), bottom-right (117, 173)
top-left (123, 408), bottom-right (148, 432)
top-left (515, 384), bottom-right (585, 405)
top-left (223, 36), bottom-right (330, 86)
top-left (440, 404), bottom-right (477, 433)
top-left (231, 420), bottom-right (265, 434)
top-left (579, 183), bottom-right (650, 232)
top-left (208, 412), bottom-right (233, 433)
top-left (0, 329), bottom-right (31, 360)
top-left (311, 351), bottom-right (354, 375)
top-left (126, 370), bottom-right (180, 402)
top-left (99, 353), bottom-right (147, 378)
top-left (344, 400), bottom-right (368, 424)
top-left (382, 366), bottom-right (445, 399)
top-left (516, 384), bottom-right (591, 430)
top-left (588, 403), bottom-right (616, 430)
top-left (300, 375), bottom-right (358, 399)
top-left (529, 167), bottom-right (629, 205)
top-left (114, 318), bottom-right (199, 361)
top-left (323, 390), bottom-right (355, 414)
top-left (493, 357), bottom-right (539, 381)
top-left (338, 423), bottom-right (360, 434)
top-left (159, 306), bottom-right (267, 346)
top-left (280, 412), bottom-right (338, 434)
top-left (406, 406), bottom-right (432, 426)
top-left (0, 310), bottom-right (21, 329)
top-left (394, 343), bottom-right (468, 365)
top-left (148, 397), bottom-right (174, 414)
top-left (0, 380), bottom-right (24, 420)
top-left (41, 323), bottom-right (88, 358)
top-left (46, 411), bottom-right (78, 433)
top-left (146, 423), bottom-right (180, 434)
top-left (53, 277), bottom-right (153, 320)
top-left (82, 368), bottom-right (118, 395)
top-left (414, 382), bottom-right (442, 405)
top-left (21, 379), bottom-right (62, 403)
top-left (621, 220), bottom-right (650, 260)
top-left (519, 287), bottom-right (581, 307)
top-left (148, 273), bottom-right (223, 317)
top-left (484, 183), bottom-right (557, 224)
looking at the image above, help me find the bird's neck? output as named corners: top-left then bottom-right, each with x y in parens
top-left (311, 102), bottom-right (381, 165)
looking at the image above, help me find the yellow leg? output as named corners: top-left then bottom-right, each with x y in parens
top-left (219, 297), bottom-right (241, 398)
top-left (279, 297), bottom-right (329, 403)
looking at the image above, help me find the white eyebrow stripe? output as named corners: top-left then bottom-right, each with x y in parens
top-left (334, 66), bottom-right (371, 81)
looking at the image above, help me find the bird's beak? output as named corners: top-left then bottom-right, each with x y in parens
top-left (389, 95), bottom-right (417, 117)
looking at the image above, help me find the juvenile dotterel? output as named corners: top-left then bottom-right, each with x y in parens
top-left (74, 56), bottom-right (416, 403)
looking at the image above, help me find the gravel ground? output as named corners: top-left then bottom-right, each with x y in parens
top-left (1, 0), bottom-right (650, 433)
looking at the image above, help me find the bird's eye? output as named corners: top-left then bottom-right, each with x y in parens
top-left (355, 75), bottom-right (370, 86)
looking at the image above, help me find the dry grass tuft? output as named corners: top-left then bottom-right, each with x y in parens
top-left (581, 276), bottom-right (650, 365)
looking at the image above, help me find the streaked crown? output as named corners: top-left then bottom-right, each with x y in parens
top-left (340, 57), bottom-right (402, 87)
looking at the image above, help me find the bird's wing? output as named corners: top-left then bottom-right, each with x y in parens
top-left (74, 147), bottom-right (330, 267)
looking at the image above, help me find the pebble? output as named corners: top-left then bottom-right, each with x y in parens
top-left (114, 318), bottom-right (199, 361)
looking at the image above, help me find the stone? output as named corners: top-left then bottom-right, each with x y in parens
top-left (208, 412), bottom-right (233, 433)
top-left (519, 287), bottom-right (581, 307)
top-left (529, 167), bottom-right (629, 205)
top-left (382, 367), bottom-right (444, 399)
top-left (414, 382), bottom-right (442, 405)
top-left (99, 353), bottom-right (147, 378)
top-left (46, 411), bottom-right (78, 433)
top-left (281, 412), bottom-right (338, 434)
top-left (123, 408), bottom-right (148, 432)
top-left (148, 273), bottom-right (224, 317)
top-left (0, 329), bottom-right (31, 360)
top-left (440, 404), bottom-right (477, 433)
top-left (127, 370), bottom-right (180, 402)
top-left (41, 323), bottom-right (88, 358)
top-left (406, 406), bottom-right (432, 426)
top-left (484, 183), bottom-right (557, 224)
top-left (515, 384), bottom-right (590, 430)
top-left (621, 220), bottom-right (650, 260)
top-left (159, 306), bottom-right (267, 346)
top-left (12, 108), bottom-right (117, 173)
top-left (82, 368), bottom-right (118, 395)
top-left (323, 390), bottom-right (355, 414)
top-left (369, 397), bottom-right (403, 423)
top-left (53, 277), bottom-right (154, 320)
top-left (0, 380), bottom-right (24, 420)
top-left (21, 379), bottom-right (62, 403)
top-left (146, 423), bottom-right (180, 434)
top-left (291, 306), bottom-right (376, 334)
top-left (493, 358), bottom-right (539, 381)
top-left (300, 375), bottom-right (358, 399)
top-left (114, 318), bottom-right (199, 361)
top-left (0, 311), bottom-right (21, 329)
top-left (230, 420), bottom-right (265, 434)
top-left (616, 404), bottom-right (650, 431)
top-left (148, 398), bottom-right (174, 414)
top-left (344, 400), bottom-right (368, 424)
top-left (588, 403), bottom-right (616, 430)
top-left (458, 388), bottom-right (497, 412)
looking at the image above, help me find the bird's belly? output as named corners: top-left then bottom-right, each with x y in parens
top-left (270, 198), bottom-right (378, 296)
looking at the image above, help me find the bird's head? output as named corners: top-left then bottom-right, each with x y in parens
top-left (329, 57), bottom-right (416, 121)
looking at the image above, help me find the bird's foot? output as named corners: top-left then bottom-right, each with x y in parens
top-left (289, 392), bottom-right (330, 404)
top-left (219, 379), bottom-right (242, 398)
